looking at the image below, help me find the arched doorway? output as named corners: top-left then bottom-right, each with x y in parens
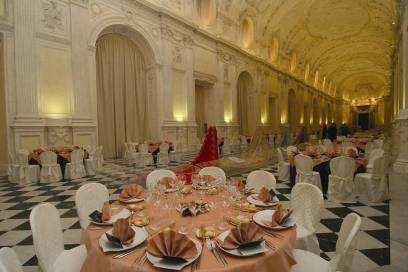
top-left (95, 26), bottom-right (155, 159)
top-left (237, 71), bottom-right (254, 136)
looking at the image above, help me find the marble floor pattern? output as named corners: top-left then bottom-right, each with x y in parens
top-left (0, 156), bottom-right (390, 272)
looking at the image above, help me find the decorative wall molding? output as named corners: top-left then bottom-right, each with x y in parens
top-left (38, 0), bottom-right (70, 39)
top-left (47, 126), bottom-right (72, 147)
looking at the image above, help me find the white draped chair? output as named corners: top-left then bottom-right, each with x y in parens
top-left (199, 166), bottom-right (227, 184)
top-left (94, 146), bottom-right (104, 170)
top-left (146, 169), bottom-right (177, 189)
top-left (222, 138), bottom-right (232, 156)
top-left (316, 144), bottom-right (327, 154)
top-left (30, 203), bottom-right (87, 272)
top-left (231, 137), bottom-right (241, 153)
top-left (240, 135), bottom-right (248, 150)
top-left (277, 148), bottom-right (290, 182)
top-left (286, 146), bottom-right (298, 155)
top-left (64, 149), bottom-right (87, 180)
top-left (294, 154), bottom-right (322, 190)
top-left (123, 143), bottom-right (131, 161)
top-left (373, 139), bottom-right (384, 149)
top-left (246, 170), bottom-right (276, 192)
top-left (158, 142), bottom-right (170, 165)
top-left (129, 143), bottom-right (141, 165)
top-left (355, 156), bottom-right (389, 203)
top-left (0, 247), bottom-right (23, 272)
top-left (291, 213), bottom-right (361, 272)
top-left (75, 183), bottom-right (109, 230)
top-left (291, 183), bottom-right (324, 255)
top-left (366, 148), bottom-right (384, 173)
top-left (364, 141), bottom-right (375, 159)
top-left (8, 150), bottom-right (39, 184)
top-left (139, 143), bottom-right (153, 166)
top-left (322, 139), bottom-right (333, 150)
top-left (39, 151), bottom-right (62, 183)
top-left (328, 156), bottom-right (357, 203)
top-left (84, 146), bottom-right (96, 176)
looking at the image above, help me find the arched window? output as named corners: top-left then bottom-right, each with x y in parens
top-left (241, 17), bottom-right (254, 49)
top-left (269, 38), bottom-right (279, 63)
top-left (196, 0), bottom-right (216, 26)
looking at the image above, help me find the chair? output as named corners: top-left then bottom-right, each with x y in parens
top-left (30, 203), bottom-right (86, 272)
top-left (291, 213), bottom-right (361, 272)
top-left (322, 139), bottom-right (333, 151)
top-left (294, 154), bottom-right (322, 190)
top-left (240, 135), bottom-right (248, 150)
top-left (364, 141), bottom-right (375, 159)
top-left (366, 148), bottom-right (384, 173)
top-left (246, 170), bottom-right (276, 192)
top-left (0, 247), bottom-right (23, 272)
top-left (39, 151), bottom-right (62, 183)
top-left (75, 183), bottom-right (109, 230)
top-left (198, 167), bottom-right (227, 184)
top-left (169, 141), bottom-right (182, 163)
top-left (139, 143), bottom-right (153, 166)
top-left (94, 146), bottom-right (104, 170)
top-left (64, 149), bottom-right (87, 180)
top-left (8, 150), bottom-right (40, 184)
top-left (277, 148), bottom-right (290, 182)
top-left (373, 139), bottom-right (384, 149)
top-left (286, 146), bottom-right (298, 155)
top-left (355, 156), bottom-right (389, 203)
top-left (222, 138), bottom-right (232, 156)
top-left (291, 183), bottom-right (324, 254)
top-left (146, 169), bottom-right (177, 189)
top-left (129, 143), bottom-right (141, 165)
top-left (328, 156), bottom-right (357, 203)
top-left (158, 142), bottom-right (170, 165)
top-left (84, 146), bottom-right (96, 176)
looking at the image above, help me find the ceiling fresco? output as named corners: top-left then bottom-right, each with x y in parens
top-left (219, 0), bottom-right (398, 101)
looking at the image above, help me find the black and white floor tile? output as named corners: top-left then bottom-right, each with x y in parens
top-left (0, 157), bottom-right (389, 272)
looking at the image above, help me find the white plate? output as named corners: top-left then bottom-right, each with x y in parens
top-left (98, 226), bottom-right (148, 253)
top-left (165, 187), bottom-right (180, 193)
top-left (216, 230), bottom-right (267, 257)
top-left (119, 197), bottom-right (144, 204)
top-left (252, 209), bottom-right (296, 230)
top-left (90, 209), bottom-right (131, 226)
top-left (247, 194), bottom-right (279, 207)
top-left (146, 239), bottom-right (202, 271)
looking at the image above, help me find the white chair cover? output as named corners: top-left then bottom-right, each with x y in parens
top-left (294, 154), bottom-right (322, 190)
top-left (373, 139), bottom-right (384, 149)
top-left (8, 150), bottom-right (39, 184)
top-left (316, 145), bottom-right (327, 154)
top-left (158, 142), bottom-right (170, 165)
top-left (291, 183), bottom-right (324, 254)
top-left (286, 146), bottom-right (298, 155)
top-left (139, 143), bottom-right (153, 166)
top-left (123, 143), bottom-right (131, 160)
top-left (64, 149), bottom-right (86, 180)
top-left (246, 170), bottom-right (276, 192)
top-left (328, 156), bottom-right (357, 203)
top-left (198, 167), bottom-right (227, 184)
top-left (366, 148), bottom-right (384, 173)
top-left (75, 183), bottom-right (109, 230)
top-left (355, 156), bottom-right (389, 203)
top-left (146, 169), bottom-right (177, 189)
top-left (94, 146), bottom-right (104, 170)
top-left (240, 135), bottom-right (248, 150)
top-left (84, 147), bottom-right (96, 176)
top-left (364, 141), bottom-right (375, 158)
top-left (322, 139), bottom-right (333, 150)
top-left (222, 138), bottom-right (232, 155)
top-left (277, 148), bottom-right (290, 182)
top-left (291, 213), bottom-right (361, 272)
top-left (39, 151), bottom-right (62, 183)
top-left (169, 141), bottom-right (183, 163)
top-left (30, 203), bottom-right (86, 272)
top-left (0, 247), bottom-right (23, 272)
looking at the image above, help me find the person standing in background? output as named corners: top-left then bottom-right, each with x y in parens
top-left (321, 124), bottom-right (328, 139)
top-left (327, 122), bottom-right (337, 141)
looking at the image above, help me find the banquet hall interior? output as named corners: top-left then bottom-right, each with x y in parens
top-left (1, 0), bottom-right (408, 271)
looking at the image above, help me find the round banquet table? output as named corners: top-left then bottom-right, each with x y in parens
top-left (81, 190), bottom-right (297, 272)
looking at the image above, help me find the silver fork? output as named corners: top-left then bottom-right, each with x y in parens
top-left (209, 239), bottom-right (228, 267)
top-left (205, 237), bottom-right (224, 266)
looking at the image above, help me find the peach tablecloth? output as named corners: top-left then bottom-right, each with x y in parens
top-left (81, 192), bottom-right (297, 272)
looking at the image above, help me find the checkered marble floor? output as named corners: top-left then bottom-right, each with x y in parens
top-left (0, 157), bottom-right (389, 272)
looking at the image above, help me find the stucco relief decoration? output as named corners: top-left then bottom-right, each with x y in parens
top-left (161, 25), bottom-right (193, 47)
top-left (172, 46), bottom-right (183, 64)
top-left (41, 0), bottom-right (64, 32)
top-left (47, 127), bottom-right (72, 147)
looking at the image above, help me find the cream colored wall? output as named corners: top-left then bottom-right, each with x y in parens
top-left (0, 35), bottom-right (8, 174)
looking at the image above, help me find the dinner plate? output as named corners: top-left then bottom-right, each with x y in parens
top-left (247, 194), bottom-right (279, 207)
top-left (90, 209), bottom-right (131, 226)
top-left (216, 230), bottom-right (267, 257)
top-left (146, 239), bottom-right (202, 271)
top-left (252, 209), bottom-right (296, 230)
top-left (118, 197), bottom-right (144, 204)
top-left (98, 226), bottom-right (148, 253)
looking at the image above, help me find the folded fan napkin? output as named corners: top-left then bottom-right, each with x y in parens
top-left (102, 202), bottom-right (111, 222)
top-left (107, 218), bottom-right (135, 246)
top-left (119, 184), bottom-right (145, 200)
top-left (179, 201), bottom-right (210, 217)
top-left (256, 187), bottom-right (276, 203)
top-left (263, 203), bottom-right (293, 227)
top-left (147, 229), bottom-right (197, 261)
top-left (220, 222), bottom-right (263, 250)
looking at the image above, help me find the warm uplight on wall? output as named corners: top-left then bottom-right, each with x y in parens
top-left (224, 115), bottom-right (232, 123)
top-left (261, 116), bottom-right (267, 124)
top-left (42, 101), bottom-right (71, 119)
top-left (174, 113), bottom-right (185, 122)
top-left (309, 117), bottom-right (313, 125)
top-left (280, 113), bottom-right (287, 124)
top-left (300, 114), bottom-right (304, 124)
top-left (319, 118), bottom-right (322, 125)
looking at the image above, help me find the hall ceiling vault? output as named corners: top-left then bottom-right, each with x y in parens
top-left (219, 0), bottom-right (398, 102)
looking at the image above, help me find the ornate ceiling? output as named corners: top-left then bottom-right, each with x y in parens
top-left (219, 0), bottom-right (398, 102)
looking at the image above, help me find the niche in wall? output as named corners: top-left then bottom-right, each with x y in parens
top-left (241, 17), bottom-right (254, 49)
top-left (196, 0), bottom-right (216, 26)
